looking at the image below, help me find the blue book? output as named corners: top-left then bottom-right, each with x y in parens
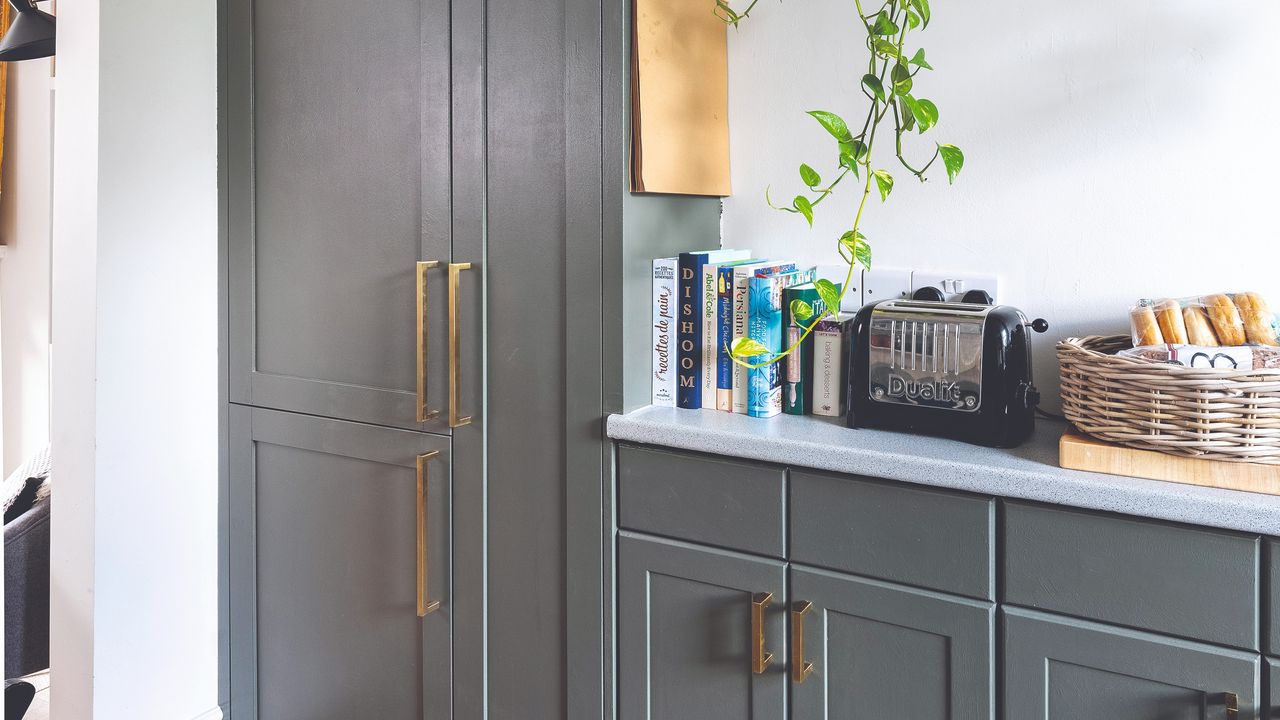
top-left (746, 268), bottom-right (816, 417)
top-left (676, 249), bottom-right (748, 408)
top-left (717, 261), bottom-right (793, 411)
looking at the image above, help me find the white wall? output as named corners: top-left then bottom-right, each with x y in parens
top-left (50, 0), bottom-right (220, 717)
top-left (724, 0), bottom-right (1280, 402)
top-left (0, 58), bottom-right (54, 478)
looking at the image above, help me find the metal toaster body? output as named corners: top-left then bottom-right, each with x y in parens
top-left (866, 300), bottom-right (992, 413)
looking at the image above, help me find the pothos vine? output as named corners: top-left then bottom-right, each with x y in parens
top-left (717, 0), bottom-right (965, 369)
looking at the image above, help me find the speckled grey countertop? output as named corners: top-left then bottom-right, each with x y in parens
top-left (607, 405), bottom-right (1280, 536)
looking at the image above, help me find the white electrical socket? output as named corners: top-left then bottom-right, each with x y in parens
top-left (910, 271), bottom-right (1001, 304)
top-left (860, 267), bottom-right (912, 307)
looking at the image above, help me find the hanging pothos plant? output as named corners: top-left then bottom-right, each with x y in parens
top-left (717, 0), bottom-right (965, 369)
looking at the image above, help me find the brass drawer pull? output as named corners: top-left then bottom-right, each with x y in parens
top-left (791, 600), bottom-right (815, 684)
top-left (448, 262), bottom-right (473, 428)
top-left (1210, 692), bottom-right (1238, 720)
top-left (416, 451), bottom-right (441, 616)
top-left (416, 261), bottom-right (441, 422)
top-left (751, 592), bottom-right (773, 674)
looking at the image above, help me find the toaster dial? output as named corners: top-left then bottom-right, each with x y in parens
top-left (867, 313), bottom-right (984, 412)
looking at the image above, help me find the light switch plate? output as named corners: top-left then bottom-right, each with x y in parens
top-left (911, 270), bottom-right (1001, 304)
top-left (861, 267), bottom-right (912, 306)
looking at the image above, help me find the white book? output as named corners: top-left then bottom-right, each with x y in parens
top-left (812, 320), bottom-right (844, 417)
top-left (651, 257), bottom-right (678, 406)
top-left (731, 260), bottom-right (795, 414)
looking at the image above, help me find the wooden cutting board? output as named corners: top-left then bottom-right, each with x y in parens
top-left (1059, 429), bottom-right (1280, 496)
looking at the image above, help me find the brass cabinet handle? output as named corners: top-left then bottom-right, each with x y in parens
top-left (447, 262), bottom-right (473, 428)
top-left (751, 592), bottom-right (774, 674)
top-left (1210, 692), bottom-right (1238, 720)
top-left (416, 451), bottom-right (441, 617)
top-left (416, 261), bottom-right (441, 422)
top-left (791, 601), bottom-right (815, 684)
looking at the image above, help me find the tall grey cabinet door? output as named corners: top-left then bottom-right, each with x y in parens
top-left (1004, 608), bottom-right (1261, 720)
top-left (789, 566), bottom-right (994, 720)
top-left (225, 0), bottom-right (454, 432)
top-left (618, 533), bottom-right (786, 720)
top-left (229, 406), bottom-right (453, 720)
top-left (1268, 659), bottom-right (1278, 718)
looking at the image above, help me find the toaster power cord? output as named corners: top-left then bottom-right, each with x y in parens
top-left (1035, 407), bottom-right (1065, 422)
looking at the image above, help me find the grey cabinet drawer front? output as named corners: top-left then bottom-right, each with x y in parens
top-left (1004, 607), bottom-right (1261, 720)
top-left (1270, 659), bottom-right (1279, 718)
top-left (791, 470), bottom-right (994, 599)
top-left (618, 445), bottom-right (785, 558)
top-left (1270, 540), bottom-right (1279, 655)
top-left (1004, 502), bottom-right (1260, 649)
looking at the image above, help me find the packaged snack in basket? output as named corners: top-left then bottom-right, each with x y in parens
top-left (1118, 344), bottom-right (1280, 370)
top-left (1128, 292), bottom-right (1279, 349)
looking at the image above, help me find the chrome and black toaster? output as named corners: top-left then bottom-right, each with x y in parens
top-left (846, 299), bottom-right (1048, 448)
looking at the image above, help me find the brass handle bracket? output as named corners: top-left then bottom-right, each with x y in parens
top-left (417, 450), bottom-right (441, 616)
top-left (448, 262), bottom-right (473, 428)
top-left (1209, 692), bottom-right (1238, 720)
top-left (751, 592), bottom-right (773, 674)
top-left (415, 261), bottom-right (441, 422)
top-left (791, 600), bottom-right (815, 684)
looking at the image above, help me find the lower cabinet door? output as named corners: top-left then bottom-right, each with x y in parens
top-left (1004, 607), bottom-right (1260, 720)
top-left (1269, 659), bottom-right (1279, 718)
top-left (229, 406), bottom-right (453, 720)
top-left (618, 532), bottom-right (786, 720)
top-left (789, 565), bottom-right (994, 719)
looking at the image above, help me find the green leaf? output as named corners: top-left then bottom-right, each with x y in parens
top-left (839, 139), bottom-right (868, 175)
top-left (807, 110), bottom-right (852, 141)
top-left (906, 9), bottom-right (921, 29)
top-left (814, 279), bottom-right (841, 315)
top-left (793, 195), bottom-right (814, 226)
top-left (891, 63), bottom-right (913, 96)
top-left (899, 97), bottom-right (916, 131)
top-left (900, 94), bottom-right (935, 132)
top-left (916, 98), bottom-right (939, 132)
top-left (909, 0), bottom-right (931, 27)
top-left (841, 230), bottom-right (873, 270)
top-left (873, 170), bottom-right (894, 201)
top-left (871, 11), bottom-right (899, 36)
top-left (937, 144), bottom-right (964, 184)
top-left (799, 163), bottom-right (821, 188)
top-left (861, 74), bottom-right (886, 103)
top-left (731, 336), bottom-right (770, 360)
top-left (908, 48), bottom-right (933, 70)
top-left (789, 299), bottom-right (814, 324)
top-left (872, 38), bottom-right (901, 60)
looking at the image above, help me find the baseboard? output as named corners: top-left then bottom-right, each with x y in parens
top-left (191, 705), bottom-right (225, 720)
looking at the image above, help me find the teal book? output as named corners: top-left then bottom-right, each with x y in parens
top-left (746, 267), bottom-right (816, 417)
top-left (781, 281), bottom-right (840, 415)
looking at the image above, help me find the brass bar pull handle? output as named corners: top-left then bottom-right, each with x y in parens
top-left (751, 592), bottom-right (773, 674)
top-left (1209, 692), bottom-right (1238, 720)
top-left (448, 262), bottom-right (473, 428)
top-left (416, 451), bottom-right (441, 617)
top-left (791, 601), bottom-right (815, 684)
top-left (416, 261), bottom-right (441, 422)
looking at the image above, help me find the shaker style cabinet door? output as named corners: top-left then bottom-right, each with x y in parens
top-left (618, 533), bottom-right (786, 720)
top-left (225, 0), bottom-right (458, 433)
top-left (1004, 608), bottom-right (1260, 720)
top-left (228, 407), bottom-right (453, 720)
top-left (788, 566), bottom-right (994, 720)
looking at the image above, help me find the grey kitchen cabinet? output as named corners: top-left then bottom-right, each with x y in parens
top-left (223, 0), bottom-right (609, 712)
top-left (789, 565), bottom-right (994, 720)
top-left (1268, 659), bottom-right (1278, 718)
top-left (618, 532), bottom-right (787, 720)
top-left (1269, 540), bottom-right (1279, 655)
top-left (1004, 607), bottom-right (1261, 720)
top-left (228, 406), bottom-right (453, 720)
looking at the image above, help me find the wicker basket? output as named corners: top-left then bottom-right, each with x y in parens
top-left (1057, 335), bottom-right (1280, 464)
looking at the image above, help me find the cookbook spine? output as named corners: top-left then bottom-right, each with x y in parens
top-left (651, 257), bottom-right (678, 407)
top-left (747, 269), bottom-right (815, 417)
top-left (812, 314), bottom-right (854, 417)
top-left (716, 265), bottom-right (740, 411)
top-left (701, 263), bottom-right (721, 408)
top-left (731, 263), bottom-right (796, 414)
top-left (781, 284), bottom-right (838, 415)
top-left (675, 253), bottom-right (707, 409)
